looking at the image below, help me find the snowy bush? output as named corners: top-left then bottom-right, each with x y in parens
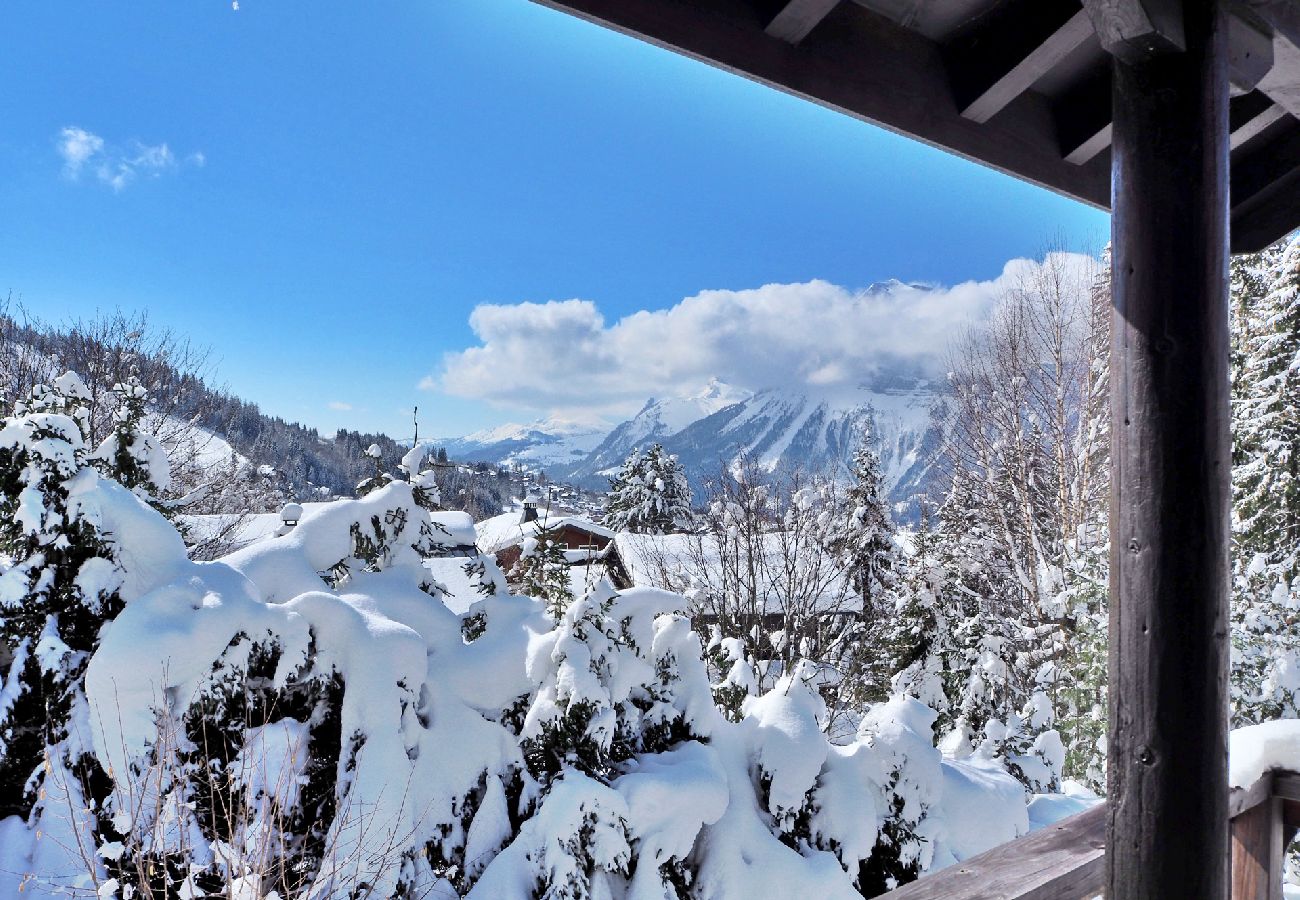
top-left (0, 382), bottom-right (1087, 899)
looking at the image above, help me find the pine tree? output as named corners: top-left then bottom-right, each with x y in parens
top-left (0, 373), bottom-right (122, 824)
top-left (90, 374), bottom-right (171, 510)
top-left (513, 524), bottom-right (574, 621)
top-left (507, 581), bottom-right (713, 899)
top-left (1234, 238), bottom-right (1300, 582)
top-left (826, 431), bottom-right (896, 611)
top-left (1231, 238), bottom-right (1300, 725)
top-left (604, 444), bottom-right (692, 534)
top-left (356, 442), bottom-right (393, 497)
top-left (887, 515), bottom-right (952, 716)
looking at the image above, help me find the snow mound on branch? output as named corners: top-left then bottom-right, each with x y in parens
top-left (7, 465), bottom-right (1067, 899)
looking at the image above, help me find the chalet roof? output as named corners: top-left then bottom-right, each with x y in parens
top-left (474, 510), bottom-right (616, 553)
top-left (533, 0), bottom-right (1300, 252)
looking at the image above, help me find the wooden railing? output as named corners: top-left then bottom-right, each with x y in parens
top-left (879, 770), bottom-right (1300, 900)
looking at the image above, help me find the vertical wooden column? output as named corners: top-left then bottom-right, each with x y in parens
top-left (1231, 795), bottom-right (1285, 900)
top-left (1107, 1), bottom-right (1232, 898)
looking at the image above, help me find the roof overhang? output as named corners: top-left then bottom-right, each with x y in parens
top-left (530, 0), bottom-right (1300, 252)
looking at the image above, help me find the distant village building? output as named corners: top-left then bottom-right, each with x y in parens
top-left (475, 500), bottom-right (633, 591)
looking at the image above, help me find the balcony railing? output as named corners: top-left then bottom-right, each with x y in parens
top-left (878, 770), bottom-right (1300, 900)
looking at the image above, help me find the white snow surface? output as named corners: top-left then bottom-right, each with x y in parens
top-left (476, 509), bottom-right (613, 554)
top-left (1230, 718), bottom-right (1300, 788)
top-left (4, 472), bottom-right (1092, 900)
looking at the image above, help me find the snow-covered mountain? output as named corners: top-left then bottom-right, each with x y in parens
top-left (574, 378), bottom-right (752, 477)
top-left (437, 376), bottom-right (947, 520)
top-left (435, 417), bottom-right (609, 470)
top-left (554, 376), bottom-right (945, 517)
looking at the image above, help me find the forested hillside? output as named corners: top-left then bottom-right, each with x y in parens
top-left (0, 306), bottom-right (525, 528)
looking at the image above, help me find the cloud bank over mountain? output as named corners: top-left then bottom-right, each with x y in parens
top-left (430, 252), bottom-right (1098, 418)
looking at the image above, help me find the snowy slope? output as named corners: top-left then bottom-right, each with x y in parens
top-left (435, 416), bottom-right (608, 470)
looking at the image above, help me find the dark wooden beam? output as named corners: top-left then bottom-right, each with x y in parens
top-left (1056, 67), bottom-right (1114, 163)
top-left (1231, 118), bottom-right (1300, 251)
top-left (1230, 89), bottom-right (1287, 149)
top-left (1229, 10), bottom-right (1276, 91)
top-left (944, 0), bottom-right (1095, 124)
top-left (1239, 0), bottom-right (1300, 50)
top-left (528, 0), bottom-right (1111, 208)
top-left (763, 0), bottom-right (839, 44)
top-left (1107, 2), bottom-right (1231, 898)
top-left (1084, 0), bottom-right (1186, 62)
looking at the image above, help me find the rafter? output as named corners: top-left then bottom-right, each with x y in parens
top-left (1231, 119), bottom-right (1300, 251)
top-left (945, 0), bottom-right (1094, 124)
top-left (764, 0), bottom-right (840, 44)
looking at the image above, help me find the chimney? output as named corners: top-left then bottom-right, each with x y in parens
top-left (521, 492), bottom-right (540, 524)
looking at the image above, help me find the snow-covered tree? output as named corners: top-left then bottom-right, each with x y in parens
top-left (824, 432), bottom-right (896, 608)
top-left (513, 524), bottom-right (575, 621)
top-left (0, 373), bottom-right (122, 835)
top-left (355, 441), bottom-right (393, 497)
top-left (478, 582), bottom-right (717, 899)
top-left (89, 374), bottom-right (171, 510)
top-left (1231, 238), bottom-right (1300, 725)
top-left (605, 444), bottom-right (693, 534)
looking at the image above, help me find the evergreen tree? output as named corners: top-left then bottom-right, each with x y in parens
top-left (886, 515), bottom-right (951, 716)
top-left (355, 442), bottom-right (393, 497)
top-left (90, 374), bottom-right (171, 510)
top-left (513, 524), bottom-right (574, 621)
top-left (825, 430), bottom-right (896, 610)
top-left (0, 373), bottom-right (122, 825)
top-left (1234, 238), bottom-right (1300, 583)
top-left (508, 581), bottom-right (714, 899)
top-left (604, 444), bottom-right (693, 534)
top-left (1231, 238), bottom-right (1300, 725)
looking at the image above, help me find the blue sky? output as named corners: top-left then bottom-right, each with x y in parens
top-left (0, 0), bottom-right (1108, 439)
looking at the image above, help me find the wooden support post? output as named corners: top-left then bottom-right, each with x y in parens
top-left (1107, 0), bottom-right (1231, 898)
top-left (1231, 796), bottom-right (1286, 900)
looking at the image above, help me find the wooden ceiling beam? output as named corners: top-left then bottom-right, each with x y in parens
top-left (764, 0), bottom-right (840, 44)
top-left (944, 0), bottom-right (1095, 124)
top-left (1082, 0), bottom-right (1185, 62)
top-left (1056, 68), bottom-right (1113, 164)
top-left (529, 0), bottom-right (1111, 207)
top-left (1231, 118), bottom-right (1300, 251)
top-left (1055, 15), bottom-right (1280, 165)
top-left (1229, 89), bottom-right (1287, 149)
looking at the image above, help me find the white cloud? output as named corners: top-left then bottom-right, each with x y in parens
top-left (328, 401), bottom-right (354, 411)
top-left (432, 253), bottom-right (1098, 418)
top-left (58, 127), bottom-right (103, 176)
top-left (56, 126), bottom-right (201, 191)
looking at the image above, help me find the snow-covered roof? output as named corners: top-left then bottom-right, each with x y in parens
top-left (614, 531), bottom-right (858, 613)
top-left (475, 511), bottom-right (614, 554)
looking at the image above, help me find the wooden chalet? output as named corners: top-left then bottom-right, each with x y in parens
top-left (522, 1), bottom-right (1300, 897)
top-left (477, 500), bottom-right (635, 589)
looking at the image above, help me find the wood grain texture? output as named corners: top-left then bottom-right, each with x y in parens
top-left (1231, 797), bottom-right (1284, 900)
top-left (878, 804), bottom-right (1106, 900)
top-left (1106, 2), bottom-right (1231, 897)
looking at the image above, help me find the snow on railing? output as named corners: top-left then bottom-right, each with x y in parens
top-left (879, 720), bottom-right (1300, 900)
